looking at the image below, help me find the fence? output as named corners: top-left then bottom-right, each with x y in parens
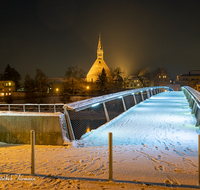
top-left (181, 86), bottom-right (200, 126)
top-left (0, 103), bottom-right (64, 113)
top-left (63, 86), bottom-right (172, 141)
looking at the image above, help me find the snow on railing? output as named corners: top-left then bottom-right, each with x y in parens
top-left (0, 103), bottom-right (64, 113)
top-left (63, 86), bottom-right (172, 141)
top-left (64, 86), bottom-right (171, 112)
top-left (181, 86), bottom-right (200, 126)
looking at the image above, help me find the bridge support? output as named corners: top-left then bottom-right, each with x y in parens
top-left (141, 92), bottom-right (144, 101)
top-left (133, 94), bottom-right (137, 105)
top-left (122, 97), bottom-right (127, 112)
top-left (150, 89), bottom-right (153, 96)
top-left (146, 90), bottom-right (150, 98)
top-left (103, 102), bottom-right (110, 122)
top-left (64, 107), bottom-right (75, 141)
top-left (192, 101), bottom-right (197, 115)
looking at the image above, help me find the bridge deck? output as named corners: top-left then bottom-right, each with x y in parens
top-left (80, 91), bottom-right (197, 148)
top-left (78, 91), bottom-right (198, 185)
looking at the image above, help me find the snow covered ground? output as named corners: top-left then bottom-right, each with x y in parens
top-left (0, 91), bottom-right (199, 189)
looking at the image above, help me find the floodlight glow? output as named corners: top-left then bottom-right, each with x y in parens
top-left (140, 91), bottom-right (143, 93)
top-left (118, 96), bottom-right (122, 99)
top-left (132, 93), bottom-right (134, 95)
top-left (92, 103), bottom-right (100, 107)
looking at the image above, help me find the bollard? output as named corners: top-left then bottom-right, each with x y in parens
top-left (109, 132), bottom-right (113, 181)
top-left (31, 130), bottom-right (35, 175)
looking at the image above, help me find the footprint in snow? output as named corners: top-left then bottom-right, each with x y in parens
top-left (155, 146), bottom-right (159, 150)
top-left (155, 165), bottom-right (164, 171)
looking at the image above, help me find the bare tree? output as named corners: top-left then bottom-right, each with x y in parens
top-left (65, 66), bottom-right (86, 95)
top-left (35, 69), bottom-right (48, 98)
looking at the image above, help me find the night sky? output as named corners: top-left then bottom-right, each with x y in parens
top-left (0, 0), bottom-right (200, 80)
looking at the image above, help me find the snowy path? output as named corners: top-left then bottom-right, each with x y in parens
top-left (0, 91), bottom-right (199, 189)
top-left (77, 91), bottom-right (198, 185)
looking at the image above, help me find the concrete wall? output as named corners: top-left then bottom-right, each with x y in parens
top-left (0, 111), bottom-right (69, 145)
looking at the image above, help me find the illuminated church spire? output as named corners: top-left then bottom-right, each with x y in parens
top-left (86, 33), bottom-right (112, 82)
top-left (97, 33), bottom-right (103, 50)
top-left (97, 33), bottom-right (103, 60)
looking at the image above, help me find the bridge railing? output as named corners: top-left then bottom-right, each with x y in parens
top-left (63, 86), bottom-right (172, 141)
top-left (181, 86), bottom-right (200, 126)
top-left (0, 103), bottom-right (64, 113)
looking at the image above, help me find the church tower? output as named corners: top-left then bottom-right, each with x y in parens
top-left (86, 33), bottom-right (112, 82)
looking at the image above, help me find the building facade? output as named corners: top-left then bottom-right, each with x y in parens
top-left (177, 70), bottom-right (200, 90)
top-left (153, 69), bottom-right (171, 86)
top-left (86, 34), bottom-right (112, 83)
top-left (0, 81), bottom-right (15, 97)
top-left (125, 75), bottom-right (143, 89)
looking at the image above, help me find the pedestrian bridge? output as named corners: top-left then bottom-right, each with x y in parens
top-left (63, 86), bottom-right (200, 142)
top-left (0, 86), bottom-right (199, 145)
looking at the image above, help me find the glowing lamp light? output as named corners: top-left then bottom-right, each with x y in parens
top-left (86, 86), bottom-right (90, 90)
top-left (86, 126), bottom-right (90, 133)
top-left (56, 88), bottom-right (59, 92)
top-left (132, 93), bottom-right (135, 95)
top-left (92, 103), bottom-right (100, 107)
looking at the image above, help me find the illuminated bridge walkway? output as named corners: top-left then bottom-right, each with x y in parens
top-left (64, 86), bottom-right (200, 146)
top-left (78, 91), bottom-right (198, 148)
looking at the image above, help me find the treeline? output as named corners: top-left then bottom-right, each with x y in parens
top-left (0, 64), bottom-right (170, 103)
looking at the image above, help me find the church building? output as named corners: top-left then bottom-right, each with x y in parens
top-left (86, 34), bottom-right (112, 82)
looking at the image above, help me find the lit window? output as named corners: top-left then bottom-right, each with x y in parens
top-left (5, 83), bottom-right (8, 86)
top-left (163, 76), bottom-right (166, 78)
top-left (1, 93), bottom-right (4, 96)
top-left (6, 93), bottom-right (8, 96)
top-left (9, 82), bottom-right (11, 86)
top-left (137, 84), bottom-right (140, 86)
top-left (9, 93), bottom-right (11, 95)
top-left (159, 76), bottom-right (161, 78)
top-left (9, 88), bottom-right (11, 91)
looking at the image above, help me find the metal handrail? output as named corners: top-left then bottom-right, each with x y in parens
top-left (0, 103), bottom-right (64, 113)
top-left (63, 86), bottom-right (172, 141)
top-left (182, 86), bottom-right (200, 105)
top-left (64, 86), bottom-right (171, 112)
top-left (181, 86), bottom-right (200, 126)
